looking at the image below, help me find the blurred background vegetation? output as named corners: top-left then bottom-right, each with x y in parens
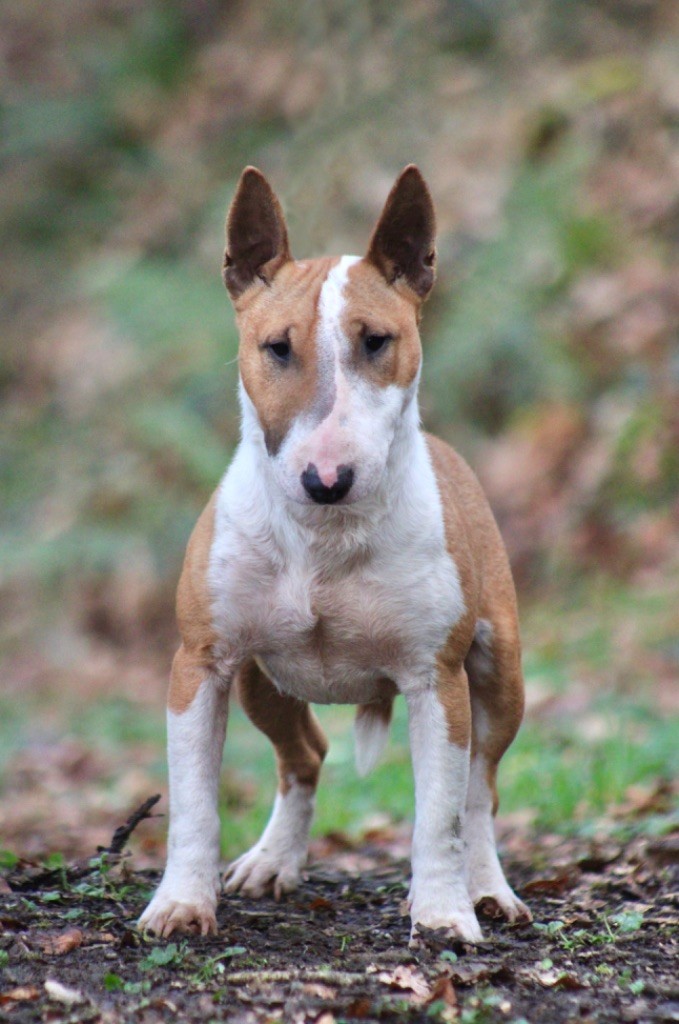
top-left (1, 0), bottom-right (677, 862)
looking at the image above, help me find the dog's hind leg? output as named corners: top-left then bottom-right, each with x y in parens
top-left (464, 605), bottom-right (531, 923)
top-left (224, 659), bottom-right (328, 899)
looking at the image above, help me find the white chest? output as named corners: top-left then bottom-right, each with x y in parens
top-left (208, 432), bottom-right (465, 703)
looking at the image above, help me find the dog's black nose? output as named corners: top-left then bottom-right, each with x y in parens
top-left (301, 464), bottom-right (354, 504)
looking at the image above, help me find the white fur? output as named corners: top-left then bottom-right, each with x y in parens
top-left (139, 675), bottom-right (229, 936)
top-left (354, 708), bottom-right (390, 776)
top-left (208, 407), bottom-right (463, 705)
top-left (465, 753), bottom-right (528, 920)
top-left (405, 686), bottom-right (483, 943)
top-left (224, 778), bottom-right (315, 898)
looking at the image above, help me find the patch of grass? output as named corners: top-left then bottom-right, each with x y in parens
top-left (139, 942), bottom-right (188, 972)
top-left (190, 947), bottom-right (247, 985)
top-left (533, 907), bottom-right (645, 952)
top-left (459, 988), bottom-right (507, 1024)
top-left (502, 700), bottom-right (677, 830)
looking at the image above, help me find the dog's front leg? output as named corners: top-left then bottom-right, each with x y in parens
top-left (406, 666), bottom-right (483, 945)
top-left (139, 648), bottom-right (230, 937)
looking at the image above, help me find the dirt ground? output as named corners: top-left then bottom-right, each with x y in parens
top-left (1, 803), bottom-right (677, 1024)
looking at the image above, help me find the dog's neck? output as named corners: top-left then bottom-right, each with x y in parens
top-left (237, 378), bottom-right (423, 553)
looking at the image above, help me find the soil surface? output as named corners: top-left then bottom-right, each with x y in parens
top-left (1, 827), bottom-right (677, 1024)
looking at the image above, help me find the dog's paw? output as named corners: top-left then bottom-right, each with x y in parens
top-left (468, 867), bottom-right (532, 924)
top-left (223, 845), bottom-right (304, 900)
top-left (474, 889), bottom-right (532, 924)
top-left (410, 892), bottom-right (484, 945)
top-left (138, 891), bottom-right (217, 938)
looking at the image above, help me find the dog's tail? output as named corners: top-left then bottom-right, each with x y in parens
top-left (354, 699), bottom-right (393, 776)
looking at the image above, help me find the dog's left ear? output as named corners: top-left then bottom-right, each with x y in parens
top-left (223, 167), bottom-right (292, 299)
top-left (366, 165), bottom-right (436, 300)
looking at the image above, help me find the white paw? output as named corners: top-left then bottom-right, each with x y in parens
top-left (223, 843), bottom-right (304, 900)
top-left (472, 884), bottom-right (532, 923)
top-left (410, 888), bottom-right (484, 944)
top-left (468, 864), bottom-right (532, 923)
top-left (139, 887), bottom-right (218, 938)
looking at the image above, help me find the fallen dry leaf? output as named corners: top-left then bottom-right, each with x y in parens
top-left (301, 983), bottom-right (337, 999)
top-left (149, 998), bottom-right (178, 1012)
top-left (535, 969), bottom-right (588, 990)
top-left (428, 974), bottom-right (458, 1008)
top-left (0, 986), bottom-right (40, 1005)
top-left (346, 996), bottom-right (372, 1018)
top-left (522, 871), bottom-right (579, 895)
top-left (308, 897), bottom-right (334, 912)
top-left (377, 965), bottom-right (431, 1003)
top-left (36, 928), bottom-right (83, 955)
top-left (446, 960), bottom-right (501, 985)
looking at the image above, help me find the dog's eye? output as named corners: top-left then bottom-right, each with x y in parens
top-left (364, 333), bottom-right (392, 357)
top-left (266, 339), bottom-right (291, 364)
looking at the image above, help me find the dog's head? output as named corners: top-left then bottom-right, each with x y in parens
top-left (223, 166), bottom-right (436, 506)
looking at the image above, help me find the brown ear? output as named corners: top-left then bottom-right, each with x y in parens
top-left (223, 167), bottom-right (292, 298)
top-left (366, 165), bottom-right (436, 299)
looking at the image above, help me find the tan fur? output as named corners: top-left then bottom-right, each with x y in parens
top-left (235, 256), bottom-right (426, 454)
top-left (168, 493), bottom-right (218, 714)
top-left (342, 261), bottom-right (423, 391)
top-left (235, 257), bottom-right (339, 455)
top-left (237, 659), bottom-right (328, 794)
top-left (435, 662), bottom-right (472, 749)
top-left (426, 434), bottom-right (525, 806)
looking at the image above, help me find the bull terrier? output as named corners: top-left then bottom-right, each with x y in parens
top-left (139, 165), bottom-right (530, 944)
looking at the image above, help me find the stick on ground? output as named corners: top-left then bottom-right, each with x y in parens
top-left (100, 794), bottom-right (162, 856)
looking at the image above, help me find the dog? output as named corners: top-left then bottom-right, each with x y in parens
top-left (139, 165), bottom-right (531, 944)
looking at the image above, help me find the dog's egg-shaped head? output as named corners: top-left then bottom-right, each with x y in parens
top-left (223, 166), bottom-right (436, 506)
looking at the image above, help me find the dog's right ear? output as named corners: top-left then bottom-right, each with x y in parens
top-left (223, 167), bottom-right (292, 299)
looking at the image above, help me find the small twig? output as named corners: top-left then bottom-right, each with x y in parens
top-left (100, 795), bottom-right (162, 856)
top-left (5, 795), bottom-right (163, 892)
top-left (225, 969), bottom-right (369, 986)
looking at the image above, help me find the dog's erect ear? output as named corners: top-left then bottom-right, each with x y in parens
top-left (223, 167), bottom-right (292, 298)
top-left (366, 165), bottom-right (436, 300)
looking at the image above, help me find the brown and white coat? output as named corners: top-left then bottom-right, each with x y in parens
top-left (139, 166), bottom-right (530, 944)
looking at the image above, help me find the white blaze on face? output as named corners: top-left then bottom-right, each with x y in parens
top-left (275, 255), bottom-right (415, 505)
top-left (304, 254), bottom-right (361, 488)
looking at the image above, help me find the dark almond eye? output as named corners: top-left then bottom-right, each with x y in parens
top-left (364, 333), bottom-right (392, 357)
top-left (266, 339), bottom-right (291, 364)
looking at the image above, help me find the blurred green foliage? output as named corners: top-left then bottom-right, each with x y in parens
top-left (2, 0), bottom-right (676, 614)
